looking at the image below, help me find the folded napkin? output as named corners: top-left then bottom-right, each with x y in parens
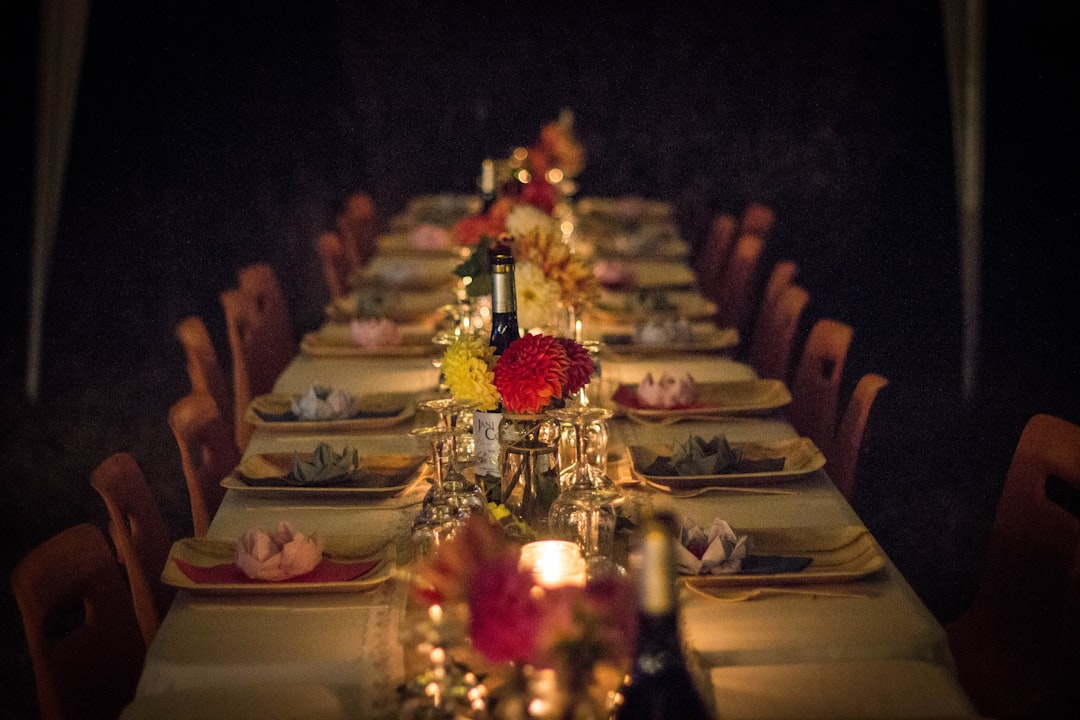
top-left (409, 223), bottom-right (452, 250)
top-left (641, 434), bottom-right (787, 477)
top-left (350, 317), bottom-right (402, 347)
top-left (677, 517), bottom-right (748, 575)
top-left (235, 521), bottom-right (325, 581)
top-left (636, 372), bottom-right (698, 409)
top-left (290, 442), bottom-right (359, 486)
top-left (676, 516), bottom-right (813, 576)
top-left (635, 317), bottom-right (694, 346)
top-left (594, 259), bottom-right (637, 289)
top-left (291, 385), bottom-right (357, 421)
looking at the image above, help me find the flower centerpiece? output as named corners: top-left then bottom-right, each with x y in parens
top-left (412, 516), bottom-right (636, 719)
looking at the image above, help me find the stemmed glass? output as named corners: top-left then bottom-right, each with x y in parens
top-left (410, 424), bottom-right (472, 557)
top-left (418, 397), bottom-right (486, 514)
top-left (546, 406), bottom-right (622, 579)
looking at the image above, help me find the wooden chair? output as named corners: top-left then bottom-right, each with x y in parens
top-left (757, 260), bottom-right (799, 325)
top-left (787, 318), bottom-right (853, 459)
top-left (828, 373), bottom-right (889, 502)
top-left (236, 262), bottom-right (295, 366)
top-left (696, 212), bottom-right (738, 295)
top-left (947, 414), bottom-right (1080, 719)
top-left (174, 315), bottom-right (233, 446)
top-left (90, 452), bottom-right (176, 647)
top-left (168, 393), bottom-right (239, 536)
top-left (740, 202), bottom-right (776, 239)
top-left (747, 283), bottom-right (810, 382)
top-left (315, 229), bottom-right (353, 300)
top-left (335, 191), bottom-right (379, 268)
top-left (12, 523), bottom-right (145, 720)
top-left (221, 280), bottom-right (292, 449)
top-left (712, 233), bottom-right (766, 339)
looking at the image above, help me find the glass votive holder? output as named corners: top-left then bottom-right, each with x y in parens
top-left (518, 540), bottom-right (587, 588)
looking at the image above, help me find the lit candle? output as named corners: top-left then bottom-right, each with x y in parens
top-left (519, 540), bottom-right (587, 588)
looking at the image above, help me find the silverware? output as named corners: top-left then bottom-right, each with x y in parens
top-left (644, 478), bottom-right (797, 497)
top-left (683, 583), bottom-right (876, 602)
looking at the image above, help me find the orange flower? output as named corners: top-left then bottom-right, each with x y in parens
top-left (493, 334), bottom-right (570, 413)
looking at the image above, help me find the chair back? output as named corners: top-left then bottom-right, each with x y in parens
top-left (221, 283), bottom-right (291, 449)
top-left (696, 212), bottom-right (738, 293)
top-left (90, 452), bottom-right (176, 647)
top-left (168, 393), bottom-right (238, 536)
top-left (12, 523), bottom-right (145, 720)
top-left (174, 315), bottom-right (233, 440)
top-left (829, 373), bottom-right (889, 502)
top-left (315, 230), bottom-right (353, 300)
top-left (713, 233), bottom-right (766, 337)
top-left (237, 262), bottom-right (295, 362)
top-left (757, 260), bottom-right (799, 324)
top-left (748, 283), bottom-right (809, 382)
top-left (741, 202), bottom-right (776, 239)
top-left (335, 192), bottom-right (379, 267)
top-left (788, 318), bottom-right (853, 458)
top-left (948, 414), bottom-right (1080, 718)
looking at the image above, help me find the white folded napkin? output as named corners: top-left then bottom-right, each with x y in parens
top-left (350, 318), bottom-right (402, 348)
top-left (636, 372), bottom-right (698, 408)
top-left (235, 521), bottom-right (325, 580)
top-left (291, 385), bottom-right (357, 421)
top-left (635, 317), bottom-right (694, 345)
top-left (676, 516), bottom-right (748, 575)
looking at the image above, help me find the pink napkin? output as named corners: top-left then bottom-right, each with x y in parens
top-left (409, 223), bottom-right (452, 250)
top-left (631, 372), bottom-right (699, 409)
top-left (676, 517), bottom-right (747, 575)
top-left (593, 259), bottom-right (637, 289)
top-left (350, 318), bottom-right (402, 347)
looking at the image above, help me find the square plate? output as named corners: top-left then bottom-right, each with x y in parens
top-left (612, 380), bottom-right (792, 421)
top-left (221, 452), bottom-right (427, 497)
top-left (244, 392), bottom-right (417, 432)
top-left (681, 526), bottom-right (886, 587)
top-left (600, 327), bottom-right (739, 357)
top-left (627, 437), bottom-right (825, 488)
top-left (300, 323), bottom-right (439, 358)
top-left (590, 289), bottom-right (717, 323)
top-left (324, 287), bottom-right (455, 323)
top-left (161, 535), bottom-right (392, 594)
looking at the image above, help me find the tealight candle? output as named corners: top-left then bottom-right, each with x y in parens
top-left (519, 540), bottom-right (587, 588)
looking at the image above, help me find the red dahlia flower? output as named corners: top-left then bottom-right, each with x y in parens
top-left (493, 334), bottom-right (570, 413)
top-left (556, 338), bottom-right (594, 396)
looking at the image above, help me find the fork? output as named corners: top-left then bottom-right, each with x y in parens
top-left (644, 479), bottom-right (797, 497)
top-left (683, 583), bottom-right (876, 602)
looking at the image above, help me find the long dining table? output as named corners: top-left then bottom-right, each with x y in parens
top-left (123, 197), bottom-right (980, 720)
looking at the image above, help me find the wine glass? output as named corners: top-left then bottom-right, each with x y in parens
top-left (409, 425), bottom-right (471, 557)
top-left (418, 398), bottom-right (486, 514)
top-left (546, 406), bottom-right (622, 578)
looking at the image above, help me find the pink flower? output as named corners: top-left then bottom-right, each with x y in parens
top-left (556, 338), bottom-right (594, 396)
top-left (468, 555), bottom-right (541, 663)
top-left (493, 334), bottom-right (570, 413)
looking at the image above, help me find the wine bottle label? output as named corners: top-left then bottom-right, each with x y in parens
top-left (640, 529), bottom-right (674, 615)
top-left (472, 411), bottom-right (503, 478)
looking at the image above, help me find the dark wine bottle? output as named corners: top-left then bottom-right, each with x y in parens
top-left (616, 511), bottom-right (712, 720)
top-left (487, 239), bottom-right (520, 356)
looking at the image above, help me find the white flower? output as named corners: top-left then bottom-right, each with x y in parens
top-left (505, 203), bottom-right (559, 238)
top-left (515, 261), bottom-right (563, 331)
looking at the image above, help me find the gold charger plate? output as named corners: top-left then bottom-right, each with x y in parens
top-left (300, 323), bottom-right (439, 358)
top-left (161, 535), bottom-right (392, 594)
top-left (613, 379), bottom-right (792, 421)
top-left (627, 437), bottom-right (825, 488)
top-left (221, 451), bottom-right (427, 497)
top-left (356, 254), bottom-right (462, 290)
top-left (244, 392), bottom-right (417, 432)
top-left (681, 526), bottom-right (886, 587)
top-left (590, 289), bottom-right (717, 324)
top-left (600, 327), bottom-right (739, 358)
top-left (324, 288), bottom-right (454, 323)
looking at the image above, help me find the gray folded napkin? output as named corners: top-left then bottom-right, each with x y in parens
top-left (289, 443), bottom-right (359, 487)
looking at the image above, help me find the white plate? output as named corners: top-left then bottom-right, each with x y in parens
top-left (221, 451), bottom-right (427, 497)
top-left (244, 392), bottom-right (417, 432)
top-left (161, 535), bottom-right (392, 594)
top-left (612, 380), bottom-right (792, 421)
top-left (627, 437), bottom-right (825, 488)
top-left (300, 323), bottom-right (440, 358)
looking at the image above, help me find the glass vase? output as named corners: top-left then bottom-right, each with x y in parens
top-left (499, 413), bottom-right (560, 531)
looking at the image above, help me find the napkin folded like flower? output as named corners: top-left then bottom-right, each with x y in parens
top-left (408, 223), bottom-right (452, 250)
top-left (593, 259), bottom-right (637, 289)
top-left (235, 521), bottom-right (325, 581)
top-left (636, 372), bottom-right (698, 409)
top-left (673, 434), bottom-right (740, 476)
top-left (291, 385), bottom-right (357, 421)
top-left (676, 517), bottom-right (747, 575)
top-left (635, 317), bottom-right (693, 346)
top-left (350, 317), bottom-right (402, 347)
top-left (290, 442), bottom-right (359, 486)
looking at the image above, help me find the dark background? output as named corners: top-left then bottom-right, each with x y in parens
top-left (2, 1), bottom-right (1078, 716)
